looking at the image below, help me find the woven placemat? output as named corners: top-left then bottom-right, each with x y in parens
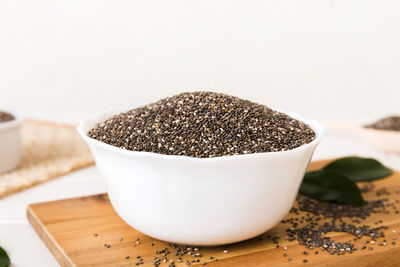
top-left (0, 120), bottom-right (94, 198)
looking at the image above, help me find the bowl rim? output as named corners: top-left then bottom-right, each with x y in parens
top-left (77, 106), bottom-right (324, 161)
top-left (362, 125), bottom-right (400, 135)
top-left (0, 109), bottom-right (23, 131)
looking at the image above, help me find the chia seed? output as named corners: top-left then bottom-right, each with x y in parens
top-left (280, 181), bottom-right (397, 260)
top-left (88, 92), bottom-right (315, 158)
top-left (0, 111), bottom-right (14, 123)
top-left (366, 116), bottom-right (400, 131)
top-left (296, 195), bottom-right (386, 219)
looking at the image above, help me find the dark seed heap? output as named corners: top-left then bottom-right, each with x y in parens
top-left (278, 184), bottom-right (400, 262)
top-left (295, 223), bottom-right (385, 255)
top-left (296, 195), bottom-right (387, 219)
top-left (366, 115), bottom-right (400, 131)
top-left (88, 92), bottom-right (315, 158)
top-left (0, 111), bottom-right (14, 123)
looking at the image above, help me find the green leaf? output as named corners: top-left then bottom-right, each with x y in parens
top-left (323, 156), bottom-right (393, 182)
top-left (0, 246), bottom-right (10, 267)
top-left (300, 170), bottom-right (364, 206)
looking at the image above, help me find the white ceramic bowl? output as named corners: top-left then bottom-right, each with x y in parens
top-left (327, 122), bottom-right (400, 154)
top-left (359, 127), bottom-right (400, 153)
top-left (0, 110), bottom-right (22, 174)
top-left (78, 108), bottom-right (324, 246)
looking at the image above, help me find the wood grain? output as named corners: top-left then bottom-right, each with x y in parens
top-left (27, 159), bottom-right (400, 266)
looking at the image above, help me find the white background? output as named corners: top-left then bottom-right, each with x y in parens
top-left (1, 0), bottom-right (400, 123)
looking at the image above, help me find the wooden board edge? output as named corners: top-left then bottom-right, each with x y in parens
top-left (28, 193), bottom-right (107, 209)
top-left (27, 204), bottom-right (75, 267)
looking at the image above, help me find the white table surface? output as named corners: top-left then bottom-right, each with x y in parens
top-left (1, 127), bottom-right (399, 267)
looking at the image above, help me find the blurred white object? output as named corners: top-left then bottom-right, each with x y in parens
top-left (0, 110), bottom-right (22, 173)
top-left (327, 122), bottom-right (400, 154)
top-left (360, 128), bottom-right (400, 153)
top-left (78, 108), bottom-right (323, 246)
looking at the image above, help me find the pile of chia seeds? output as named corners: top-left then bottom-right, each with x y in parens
top-left (0, 111), bottom-right (14, 123)
top-left (366, 115), bottom-right (400, 131)
top-left (277, 185), bottom-right (399, 263)
top-left (88, 92), bottom-right (316, 158)
top-left (296, 194), bottom-right (387, 219)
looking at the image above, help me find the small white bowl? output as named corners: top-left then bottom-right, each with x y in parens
top-left (78, 108), bottom-right (323, 246)
top-left (359, 127), bottom-right (400, 153)
top-left (0, 110), bottom-right (22, 173)
top-left (327, 122), bottom-right (400, 154)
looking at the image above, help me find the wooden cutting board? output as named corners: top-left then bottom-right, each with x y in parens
top-left (27, 160), bottom-right (400, 267)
